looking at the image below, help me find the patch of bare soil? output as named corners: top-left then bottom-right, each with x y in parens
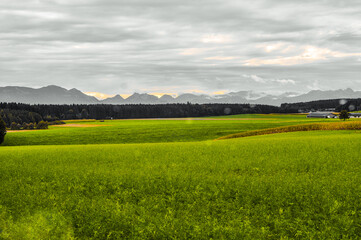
top-left (52, 124), bottom-right (108, 127)
top-left (6, 130), bottom-right (39, 133)
top-left (115, 118), bottom-right (274, 121)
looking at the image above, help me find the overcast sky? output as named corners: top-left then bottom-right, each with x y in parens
top-left (1, 0), bottom-right (360, 98)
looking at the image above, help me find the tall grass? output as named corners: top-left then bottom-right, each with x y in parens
top-left (217, 121), bottom-right (361, 140)
top-left (1, 132), bottom-right (361, 238)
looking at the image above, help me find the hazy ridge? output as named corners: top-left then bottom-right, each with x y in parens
top-left (0, 85), bottom-right (359, 106)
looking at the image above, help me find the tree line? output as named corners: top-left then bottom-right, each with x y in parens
top-left (0, 102), bottom-right (285, 127)
top-left (281, 98), bottom-right (361, 113)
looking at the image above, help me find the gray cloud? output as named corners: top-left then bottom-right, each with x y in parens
top-left (0, 0), bottom-right (360, 96)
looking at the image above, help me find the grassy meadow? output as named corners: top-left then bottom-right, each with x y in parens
top-left (1, 114), bottom-right (361, 239)
top-left (3, 114), bottom-right (323, 146)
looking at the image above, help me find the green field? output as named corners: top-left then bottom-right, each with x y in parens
top-left (2, 114), bottom-right (324, 146)
top-left (1, 114), bottom-right (361, 239)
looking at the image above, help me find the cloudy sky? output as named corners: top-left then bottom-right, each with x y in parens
top-left (1, 0), bottom-right (360, 98)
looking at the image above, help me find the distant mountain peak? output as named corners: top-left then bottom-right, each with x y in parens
top-left (102, 94), bottom-right (124, 104)
top-left (160, 94), bottom-right (174, 99)
top-left (113, 94), bottom-right (124, 99)
top-left (0, 85), bottom-right (98, 104)
top-left (69, 88), bottom-right (83, 93)
top-left (41, 85), bottom-right (67, 90)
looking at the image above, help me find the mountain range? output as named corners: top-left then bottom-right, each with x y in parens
top-left (0, 85), bottom-right (359, 106)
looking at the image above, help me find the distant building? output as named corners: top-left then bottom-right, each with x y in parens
top-left (307, 112), bottom-right (337, 118)
top-left (349, 113), bottom-right (361, 118)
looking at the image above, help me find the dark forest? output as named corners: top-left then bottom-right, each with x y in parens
top-left (0, 102), bottom-right (283, 127)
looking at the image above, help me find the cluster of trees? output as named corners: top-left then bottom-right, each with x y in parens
top-left (0, 116), bottom-right (5, 144)
top-left (10, 121), bottom-right (48, 130)
top-left (0, 108), bottom-right (42, 127)
top-left (334, 99), bottom-right (361, 112)
top-left (0, 102), bottom-right (284, 127)
top-left (281, 98), bottom-right (361, 112)
top-left (0, 112), bottom-right (49, 144)
top-left (339, 110), bottom-right (350, 121)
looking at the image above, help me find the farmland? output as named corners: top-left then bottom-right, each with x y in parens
top-left (2, 114), bottom-right (324, 146)
top-left (1, 114), bottom-right (361, 239)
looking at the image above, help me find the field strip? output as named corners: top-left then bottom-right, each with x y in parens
top-left (0, 130), bottom-right (353, 149)
top-left (217, 121), bottom-right (361, 140)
